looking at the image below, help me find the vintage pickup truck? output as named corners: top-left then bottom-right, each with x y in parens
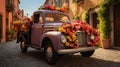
top-left (17, 10), bottom-right (98, 65)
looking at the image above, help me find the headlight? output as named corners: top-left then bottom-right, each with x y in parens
top-left (61, 35), bottom-right (67, 43)
top-left (91, 35), bottom-right (95, 40)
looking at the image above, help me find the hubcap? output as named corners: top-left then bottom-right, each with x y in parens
top-left (46, 47), bottom-right (53, 58)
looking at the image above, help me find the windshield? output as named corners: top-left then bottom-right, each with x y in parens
top-left (45, 13), bottom-right (70, 23)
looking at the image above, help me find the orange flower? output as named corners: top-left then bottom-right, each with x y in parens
top-left (20, 24), bottom-right (27, 32)
top-left (72, 34), bottom-right (76, 41)
top-left (56, 7), bottom-right (60, 11)
top-left (65, 42), bottom-right (70, 46)
top-left (68, 32), bottom-right (74, 37)
top-left (59, 27), bottom-right (66, 33)
top-left (66, 28), bottom-right (71, 34)
top-left (75, 40), bottom-right (79, 46)
top-left (67, 36), bottom-right (72, 42)
top-left (50, 5), bottom-right (55, 10)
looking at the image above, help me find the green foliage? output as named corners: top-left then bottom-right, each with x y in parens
top-left (82, 8), bottom-right (92, 23)
top-left (7, 29), bottom-right (15, 36)
top-left (98, 0), bottom-right (120, 39)
top-left (73, 15), bottom-right (80, 20)
top-left (38, 6), bottom-right (43, 10)
top-left (83, 11), bottom-right (89, 23)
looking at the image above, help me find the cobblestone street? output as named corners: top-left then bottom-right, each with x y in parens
top-left (0, 40), bottom-right (120, 67)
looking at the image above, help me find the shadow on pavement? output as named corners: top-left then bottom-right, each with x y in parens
top-left (25, 49), bottom-right (120, 67)
top-left (0, 40), bottom-right (120, 67)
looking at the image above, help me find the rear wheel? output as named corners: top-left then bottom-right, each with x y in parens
top-left (20, 41), bottom-right (28, 53)
top-left (80, 50), bottom-right (95, 57)
top-left (44, 41), bottom-right (57, 65)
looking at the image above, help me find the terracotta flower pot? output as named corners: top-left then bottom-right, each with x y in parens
top-left (102, 39), bottom-right (110, 49)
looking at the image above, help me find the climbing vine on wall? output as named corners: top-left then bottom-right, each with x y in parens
top-left (82, 8), bottom-right (93, 23)
top-left (98, 0), bottom-right (120, 39)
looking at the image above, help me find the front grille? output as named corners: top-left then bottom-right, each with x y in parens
top-left (76, 31), bottom-right (87, 46)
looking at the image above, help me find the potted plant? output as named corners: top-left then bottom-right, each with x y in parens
top-left (98, 0), bottom-right (112, 48)
top-left (6, 29), bottom-right (15, 41)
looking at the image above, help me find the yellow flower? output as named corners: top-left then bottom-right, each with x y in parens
top-left (65, 24), bottom-right (71, 28)
top-left (67, 36), bottom-right (72, 42)
top-left (56, 7), bottom-right (60, 11)
top-left (59, 27), bottom-right (66, 33)
top-left (72, 35), bottom-right (76, 41)
top-left (75, 40), bottom-right (79, 46)
top-left (21, 24), bottom-right (26, 29)
top-left (65, 42), bottom-right (70, 46)
top-left (20, 24), bottom-right (27, 32)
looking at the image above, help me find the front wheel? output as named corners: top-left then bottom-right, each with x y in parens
top-left (44, 41), bottom-right (57, 65)
top-left (80, 50), bottom-right (95, 57)
top-left (20, 41), bottom-right (28, 53)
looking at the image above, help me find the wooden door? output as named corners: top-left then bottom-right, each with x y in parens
top-left (114, 4), bottom-right (120, 47)
top-left (92, 13), bottom-right (99, 28)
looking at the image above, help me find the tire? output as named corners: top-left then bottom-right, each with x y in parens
top-left (44, 41), bottom-right (57, 65)
top-left (20, 41), bottom-right (28, 53)
top-left (80, 50), bottom-right (95, 57)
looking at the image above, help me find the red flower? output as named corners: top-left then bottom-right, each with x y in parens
top-left (87, 42), bottom-right (95, 46)
top-left (93, 36), bottom-right (100, 43)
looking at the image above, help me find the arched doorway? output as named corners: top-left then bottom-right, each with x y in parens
top-left (92, 13), bottom-right (99, 28)
top-left (114, 4), bottom-right (120, 47)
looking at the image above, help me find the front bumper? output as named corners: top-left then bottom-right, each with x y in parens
top-left (58, 46), bottom-right (98, 54)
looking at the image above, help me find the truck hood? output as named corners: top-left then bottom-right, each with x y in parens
top-left (44, 22), bottom-right (63, 32)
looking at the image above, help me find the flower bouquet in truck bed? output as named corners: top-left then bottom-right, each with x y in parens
top-left (13, 19), bottom-right (31, 43)
top-left (13, 19), bottom-right (31, 32)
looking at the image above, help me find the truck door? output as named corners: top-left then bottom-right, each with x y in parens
top-left (31, 13), bottom-right (44, 46)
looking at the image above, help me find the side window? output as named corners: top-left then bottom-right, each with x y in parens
top-left (45, 13), bottom-right (54, 23)
top-left (33, 13), bottom-right (43, 23)
top-left (39, 15), bottom-right (43, 23)
top-left (59, 14), bottom-right (70, 22)
top-left (34, 14), bottom-right (40, 23)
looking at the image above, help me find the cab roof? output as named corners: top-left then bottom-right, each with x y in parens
top-left (34, 10), bottom-right (65, 15)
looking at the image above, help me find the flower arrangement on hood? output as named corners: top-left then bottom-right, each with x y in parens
top-left (42, 5), bottom-right (67, 13)
top-left (59, 20), bottom-right (100, 49)
top-left (59, 23), bottom-right (79, 49)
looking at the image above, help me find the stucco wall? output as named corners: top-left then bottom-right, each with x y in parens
top-left (14, 0), bottom-right (19, 12)
top-left (0, 0), bottom-right (6, 42)
top-left (69, 0), bottom-right (104, 19)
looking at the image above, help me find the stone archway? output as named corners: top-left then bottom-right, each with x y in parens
top-left (113, 4), bottom-right (120, 47)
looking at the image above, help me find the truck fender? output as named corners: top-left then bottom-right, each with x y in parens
top-left (40, 31), bottom-right (63, 52)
